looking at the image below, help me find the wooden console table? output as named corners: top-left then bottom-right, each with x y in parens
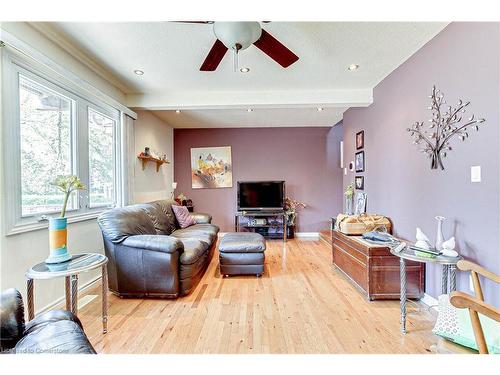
top-left (332, 230), bottom-right (425, 300)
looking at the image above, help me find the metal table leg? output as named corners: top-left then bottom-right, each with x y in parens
top-left (400, 257), bottom-right (407, 334)
top-left (283, 213), bottom-right (287, 243)
top-left (441, 265), bottom-right (449, 294)
top-left (27, 278), bottom-right (34, 320)
top-left (65, 276), bottom-right (71, 311)
top-left (449, 265), bottom-right (457, 292)
top-left (102, 265), bottom-right (108, 334)
top-left (70, 274), bottom-right (78, 316)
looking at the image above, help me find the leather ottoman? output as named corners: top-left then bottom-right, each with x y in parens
top-left (218, 233), bottom-right (266, 277)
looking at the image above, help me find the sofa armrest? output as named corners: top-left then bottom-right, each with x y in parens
top-left (0, 289), bottom-right (25, 352)
top-left (24, 310), bottom-right (83, 336)
top-left (122, 235), bottom-right (184, 254)
top-left (191, 213), bottom-right (212, 224)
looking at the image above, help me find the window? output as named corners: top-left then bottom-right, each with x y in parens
top-left (88, 108), bottom-right (116, 208)
top-left (2, 47), bottom-right (124, 234)
top-left (19, 76), bottom-right (76, 216)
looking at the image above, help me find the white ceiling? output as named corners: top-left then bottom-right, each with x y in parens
top-left (32, 22), bottom-right (447, 127)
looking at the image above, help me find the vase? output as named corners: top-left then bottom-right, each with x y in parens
top-left (435, 216), bottom-right (446, 251)
top-left (345, 196), bottom-right (354, 215)
top-left (45, 217), bottom-right (72, 264)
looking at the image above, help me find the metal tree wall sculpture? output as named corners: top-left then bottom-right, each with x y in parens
top-left (407, 86), bottom-right (485, 170)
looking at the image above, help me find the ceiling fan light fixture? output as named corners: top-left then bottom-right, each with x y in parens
top-left (348, 64), bottom-right (360, 71)
top-left (214, 22), bottom-right (262, 51)
top-left (134, 69), bottom-right (144, 75)
top-left (240, 67), bottom-right (250, 73)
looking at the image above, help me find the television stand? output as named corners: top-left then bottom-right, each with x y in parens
top-left (235, 210), bottom-right (287, 242)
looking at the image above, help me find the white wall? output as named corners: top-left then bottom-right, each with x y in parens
top-left (133, 110), bottom-right (174, 203)
top-left (0, 23), bottom-right (124, 312)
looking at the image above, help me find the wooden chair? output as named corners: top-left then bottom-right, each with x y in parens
top-left (449, 260), bottom-right (500, 354)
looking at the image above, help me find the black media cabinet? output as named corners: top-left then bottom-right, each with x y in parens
top-left (235, 211), bottom-right (288, 242)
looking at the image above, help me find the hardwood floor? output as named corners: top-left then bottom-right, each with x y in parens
top-left (77, 238), bottom-right (439, 354)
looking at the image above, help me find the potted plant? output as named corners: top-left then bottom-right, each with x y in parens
top-left (45, 175), bottom-right (86, 264)
top-left (344, 183), bottom-right (354, 215)
top-left (284, 196), bottom-right (307, 238)
top-left (175, 193), bottom-right (188, 206)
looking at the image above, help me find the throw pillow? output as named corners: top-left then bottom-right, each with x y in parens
top-left (432, 294), bottom-right (500, 353)
top-left (172, 205), bottom-right (196, 229)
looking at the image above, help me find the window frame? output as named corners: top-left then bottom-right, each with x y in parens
top-left (2, 47), bottom-right (123, 235)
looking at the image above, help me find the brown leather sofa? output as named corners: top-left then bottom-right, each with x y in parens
top-left (97, 200), bottom-right (219, 298)
top-left (0, 289), bottom-right (95, 354)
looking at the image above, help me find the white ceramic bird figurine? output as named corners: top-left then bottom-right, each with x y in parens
top-left (442, 237), bottom-right (456, 250)
top-left (415, 227), bottom-right (431, 249)
top-left (441, 237), bottom-right (458, 257)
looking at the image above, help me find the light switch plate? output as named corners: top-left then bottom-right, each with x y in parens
top-left (471, 166), bottom-right (481, 182)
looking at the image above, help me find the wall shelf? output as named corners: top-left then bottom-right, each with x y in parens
top-left (138, 155), bottom-right (169, 172)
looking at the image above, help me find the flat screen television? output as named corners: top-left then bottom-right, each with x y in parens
top-left (237, 181), bottom-right (285, 211)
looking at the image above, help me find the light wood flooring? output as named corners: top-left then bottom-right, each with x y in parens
top-left (77, 238), bottom-right (440, 354)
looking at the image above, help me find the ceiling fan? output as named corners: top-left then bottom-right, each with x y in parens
top-left (179, 22), bottom-right (299, 71)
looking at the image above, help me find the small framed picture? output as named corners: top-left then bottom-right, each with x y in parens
top-left (356, 130), bottom-right (364, 150)
top-left (355, 176), bottom-right (364, 190)
top-left (355, 151), bottom-right (365, 172)
top-left (354, 192), bottom-right (367, 215)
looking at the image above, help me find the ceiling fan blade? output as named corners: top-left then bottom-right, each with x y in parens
top-left (253, 29), bottom-right (299, 68)
top-left (200, 39), bottom-right (228, 71)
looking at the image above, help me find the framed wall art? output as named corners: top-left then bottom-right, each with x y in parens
top-left (356, 130), bottom-right (364, 150)
top-left (190, 146), bottom-right (233, 189)
top-left (355, 176), bottom-right (364, 190)
top-left (355, 151), bottom-right (365, 173)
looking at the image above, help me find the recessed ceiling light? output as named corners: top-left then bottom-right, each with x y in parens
top-left (175, 110), bottom-right (181, 114)
top-left (134, 69), bottom-right (144, 75)
top-left (317, 107), bottom-right (324, 112)
top-left (348, 64), bottom-right (359, 71)
top-left (247, 108), bottom-right (253, 112)
top-left (240, 67), bottom-right (250, 73)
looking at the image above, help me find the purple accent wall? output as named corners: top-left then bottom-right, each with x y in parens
top-left (343, 23), bottom-right (500, 305)
top-left (174, 126), bottom-right (343, 233)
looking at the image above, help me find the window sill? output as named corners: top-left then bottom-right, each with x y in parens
top-left (6, 211), bottom-right (103, 236)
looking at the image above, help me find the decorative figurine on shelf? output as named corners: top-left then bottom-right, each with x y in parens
top-left (46, 175), bottom-right (86, 264)
top-left (407, 86), bottom-right (486, 170)
top-left (144, 147), bottom-right (151, 157)
top-left (442, 237), bottom-right (458, 257)
top-left (415, 227), bottom-right (432, 250)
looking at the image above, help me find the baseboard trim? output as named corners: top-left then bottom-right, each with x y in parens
top-left (421, 293), bottom-right (439, 311)
top-left (34, 274), bottom-right (102, 316)
top-left (219, 232), bottom-right (320, 239)
top-left (295, 232), bottom-right (320, 239)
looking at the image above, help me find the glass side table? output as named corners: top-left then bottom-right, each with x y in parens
top-left (390, 246), bottom-right (462, 334)
top-left (26, 253), bottom-right (109, 333)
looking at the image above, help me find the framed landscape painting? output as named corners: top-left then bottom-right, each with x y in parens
top-left (190, 146), bottom-right (233, 189)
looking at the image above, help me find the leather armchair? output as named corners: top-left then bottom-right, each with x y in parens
top-left (0, 289), bottom-right (95, 354)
